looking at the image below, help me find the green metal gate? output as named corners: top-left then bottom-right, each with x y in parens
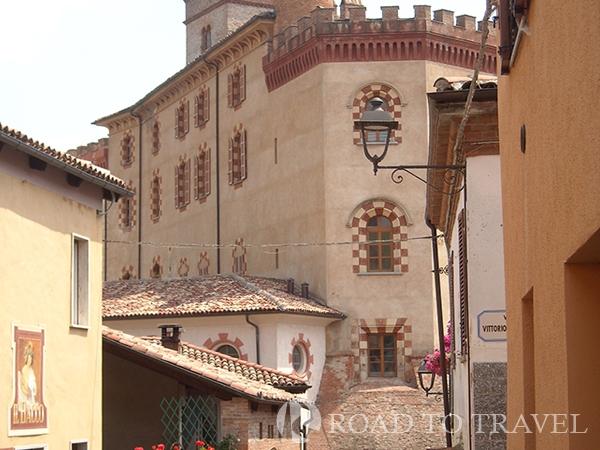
top-left (160, 395), bottom-right (218, 449)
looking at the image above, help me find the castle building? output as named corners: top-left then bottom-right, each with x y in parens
top-left (94, 1), bottom-right (496, 447)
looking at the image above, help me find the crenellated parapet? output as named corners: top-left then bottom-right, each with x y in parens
top-left (263, 5), bottom-right (497, 92)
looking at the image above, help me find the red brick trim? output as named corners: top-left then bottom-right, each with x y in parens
top-left (203, 333), bottom-right (248, 361)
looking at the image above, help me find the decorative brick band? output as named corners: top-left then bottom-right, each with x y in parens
top-left (350, 318), bottom-right (413, 382)
top-left (349, 198), bottom-right (410, 273)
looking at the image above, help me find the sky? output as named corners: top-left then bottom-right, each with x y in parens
top-left (0, 0), bottom-right (488, 152)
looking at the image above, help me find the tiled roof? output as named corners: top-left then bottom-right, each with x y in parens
top-left (102, 326), bottom-right (309, 403)
top-left (103, 274), bottom-right (346, 319)
top-left (0, 122), bottom-right (133, 197)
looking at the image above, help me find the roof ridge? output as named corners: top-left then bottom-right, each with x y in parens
top-left (227, 273), bottom-right (289, 311)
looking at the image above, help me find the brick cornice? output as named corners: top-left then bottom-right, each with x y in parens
top-left (263, 29), bottom-right (497, 92)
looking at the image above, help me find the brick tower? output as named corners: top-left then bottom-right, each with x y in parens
top-left (184, 0), bottom-right (275, 63)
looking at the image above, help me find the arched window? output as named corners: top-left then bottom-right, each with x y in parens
top-left (292, 343), bottom-right (308, 374)
top-left (195, 145), bottom-right (210, 200)
top-left (194, 88), bottom-right (209, 127)
top-left (151, 119), bottom-right (160, 153)
top-left (121, 131), bottom-right (134, 165)
top-left (228, 128), bottom-right (247, 185)
top-left (366, 215), bottom-right (393, 272)
top-left (364, 98), bottom-right (391, 143)
top-left (216, 344), bottom-right (239, 359)
top-left (150, 173), bottom-right (161, 220)
top-left (348, 198), bottom-right (411, 274)
top-left (352, 83), bottom-right (403, 146)
top-left (174, 158), bottom-right (190, 209)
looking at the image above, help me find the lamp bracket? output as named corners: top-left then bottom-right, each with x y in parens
top-left (374, 164), bottom-right (466, 195)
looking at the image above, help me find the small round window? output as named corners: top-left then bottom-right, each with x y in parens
top-left (216, 344), bottom-right (239, 359)
top-left (292, 344), bottom-right (307, 374)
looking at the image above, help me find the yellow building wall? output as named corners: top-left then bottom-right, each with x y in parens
top-left (0, 173), bottom-right (103, 449)
top-left (499, 1), bottom-right (600, 448)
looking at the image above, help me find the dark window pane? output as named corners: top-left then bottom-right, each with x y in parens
top-left (382, 245), bottom-right (392, 257)
top-left (381, 231), bottom-right (391, 240)
top-left (381, 258), bottom-right (392, 270)
top-left (369, 246), bottom-right (379, 257)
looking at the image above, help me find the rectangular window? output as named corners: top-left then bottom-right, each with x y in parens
top-left (368, 334), bottom-right (396, 377)
top-left (71, 441), bottom-right (88, 450)
top-left (121, 197), bottom-right (134, 229)
top-left (228, 131), bottom-right (247, 185)
top-left (194, 89), bottom-right (209, 127)
top-left (72, 234), bottom-right (90, 328)
top-left (174, 160), bottom-right (191, 208)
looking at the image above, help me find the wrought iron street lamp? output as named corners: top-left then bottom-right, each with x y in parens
top-left (417, 358), bottom-right (443, 400)
top-left (354, 99), bottom-right (466, 196)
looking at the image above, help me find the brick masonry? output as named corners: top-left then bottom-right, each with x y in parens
top-left (309, 353), bottom-right (446, 449)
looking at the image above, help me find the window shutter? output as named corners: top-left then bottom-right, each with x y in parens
top-left (183, 100), bottom-right (189, 134)
top-left (205, 88), bottom-right (210, 123)
top-left (194, 155), bottom-right (199, 200)
top-left (205, 148), bottom-right (211, 196)
top-left (240, 129), bottom-right (247, 180)
top-left (239, 65), bottom-right (246, 102)
top-left (228, 138), bottom-right (234, 185)
top-left (174, 165), bottom-right (179, 208)
top-left (184, 159), bottom-right (191, 204)
top-left (227, 74), bottom-right (233, 107)
top-left (174, 107), bottom-right (179, 138)
top-left (458, 209), bottom-right (468, 356)
top-left (194, 95), bottom-right (199, 127)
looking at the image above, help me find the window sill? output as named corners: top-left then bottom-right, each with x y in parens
top-left (358, 271), bottom-right (403, 276)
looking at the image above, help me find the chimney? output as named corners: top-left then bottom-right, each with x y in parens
top-left (287, 278), bottom-right (295, 294)
top-left (158, 324), bottom-right (183, 351)
top-left (301, 282), bottom-right (309, 299)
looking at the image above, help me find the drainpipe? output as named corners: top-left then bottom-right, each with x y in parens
top-left (131, 111), bottom-right (143, 279)
top-left (202, 56), bottom-right (221, 274)
top-left (245, 314), bottom-right (260, 365)
top-left (425, 217), bottom-right (452, 449)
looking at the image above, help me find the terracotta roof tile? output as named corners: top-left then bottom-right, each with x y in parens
top-left (0, 122), bottom-right (132, 196)
top-left (102, 326), bottom-right (309, 403)
top-left (103, 274), bottom-right (345, 319)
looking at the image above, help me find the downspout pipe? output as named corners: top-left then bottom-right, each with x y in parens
top-left (245, 314), bottom-right (260, 365)
top-left (425, 217), bottom-right (452, 448)
top-left (131, 111), bottom-right (143, 280)
top-left (202, 55), bottom-right (221, 274)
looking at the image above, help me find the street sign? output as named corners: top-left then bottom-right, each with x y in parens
top-left (477, 310), bottom-right (507, 342)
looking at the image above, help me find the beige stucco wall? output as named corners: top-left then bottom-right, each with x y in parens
top-left (0, 169), bottom-right (103, 449)
top-left (499, 1), bottom-right (600, 448)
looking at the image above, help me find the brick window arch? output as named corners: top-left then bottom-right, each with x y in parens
top-left (151, 118), bottom-right (161, 154)
top-left (198, 252), bottom-right (210, 276)
top-left (228, 125), bottom-right (247, 186)
top-left (120, 265), bottom-right (136, 280)
top-left (351, 83), bottom-right (403, 145)
top-left (347, 198), bottom-right (411, 273)
top-left (174, 99), bottom-right (189, 139)
top-left (203, 333), bottom-right (247, 361)
top-left (195, 143), bottom-right (210, 201)
top-left (150, 255), bottom-right (163, 279)
top-left (289, 333), bottom-right (314, 379)
top-left (232, 238), bottom-right (246, 275)
top-left (118, 181), bottom-right (136, 230)
top-left (150, 169), bottom-right (162, 221)
top-left (194, 87), bottom-right (209, 128)
top-left (174, 155), bottom-right (191, 209)
top-left (351, 318), bottom-right (413, 383)
top-left (120, 131), bottom-right (135, 166)
top-left (178, 258), bottom-right (189, 277)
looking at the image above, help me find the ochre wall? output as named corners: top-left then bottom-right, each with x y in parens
top-left (0, 170), bottom-right (103, 449)
top-left (499, 1), bottom-right (600, 448)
